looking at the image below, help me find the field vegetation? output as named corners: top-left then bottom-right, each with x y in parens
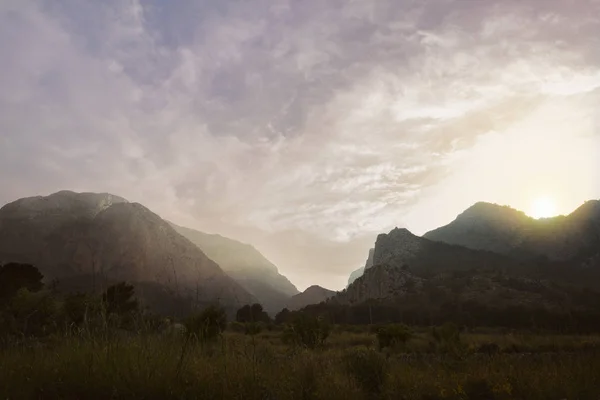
top-left (1, 263), bottom-right (600, 399)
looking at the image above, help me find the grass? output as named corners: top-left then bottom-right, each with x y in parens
top-left (1, 328), bottom-right (600, 399)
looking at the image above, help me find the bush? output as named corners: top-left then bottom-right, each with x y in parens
top-left (430, 322), bottom-right (466, 357)
top-left (184, 305), bottom-right (227, 342)
top-left (342, 348), bottom-right (388, 395)
top-left (476, 342), bottom-right (500, 356)
top-left (282, 314), bottom-right (330, 349)
top-left (243, 322), bottom-right (263, 336)
top-left (375, 324), bottom-right (412, 350)
top-left (101, 282), bottom-right (138, 316)
top-left (464, 378), bottom-right (495, 400)
top-left (3, 288), bottom-right (60, 338)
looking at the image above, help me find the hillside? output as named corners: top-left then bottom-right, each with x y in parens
top-left (286, 285), bottom-right (336, 311)
top-left (170, 223), bottom-right (298, 314)
top-left (0, 191), bottom-right (255, 315)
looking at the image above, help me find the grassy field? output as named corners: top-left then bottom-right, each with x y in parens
top-left (1, 328), bottom-right (600, 399)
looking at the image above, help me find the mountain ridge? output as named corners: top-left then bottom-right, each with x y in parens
top-left (0, 191), bottom-right (257, 315)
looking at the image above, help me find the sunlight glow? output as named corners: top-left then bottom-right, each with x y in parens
top-left (528, 196), bottom-right (558, 219)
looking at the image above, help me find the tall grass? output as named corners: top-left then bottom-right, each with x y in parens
top-left (1, 329), bottom-right (600, 399)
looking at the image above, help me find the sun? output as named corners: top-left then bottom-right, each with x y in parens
top-left (528, 196), bottom-right (558, 219)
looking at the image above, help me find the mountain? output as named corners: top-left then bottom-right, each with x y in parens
top-left (170, 223), bottom-right (299, 314)
top-left (330, 222), bottom-right (600, 306)
top-left (286, 285), bottom-right (336, 311)
top-left (0, 191), bottom-right (256, 315)
top-left (347, 248), bottom-right (374, 287)
top-left (337, 264), bottom-right (422, 305)
top-left (315, 223), bottom-right (600, 329)
top-left (424, 200), bottom-right (600, 264)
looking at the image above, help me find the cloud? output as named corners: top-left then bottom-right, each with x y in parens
top-left (1, 0), bottom-right (599, 290)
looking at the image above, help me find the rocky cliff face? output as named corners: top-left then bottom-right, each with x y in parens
top-left (424, 200), bottom-right (600, 263)
top-left (335, 264), bottom-right (422, 305)
top-left (286, 285), bottom-right (336, 311)
top-left (170, 223), bottom-right (299, 314)
top-left (372, 228), bottom-right (424, 269)
top-left (0, 191), bottom-right (256, 314)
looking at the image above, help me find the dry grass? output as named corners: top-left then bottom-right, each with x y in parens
top-left (1, 329), bottom-right (600, 399)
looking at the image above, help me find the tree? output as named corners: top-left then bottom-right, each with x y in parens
top-left (0, 263), bottom-right (44, 305)
top-left (101, 282), bottom-right (138, 315)
top-left (275, 308), bottom-right (292, 324)
top-left (236, 303), bottom-right (270, 323)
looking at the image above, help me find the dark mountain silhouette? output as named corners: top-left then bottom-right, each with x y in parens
top-left (170, 223), bottom-right (299, 314)
top-left (286, 285), bottom-right (336, 311)
top-left (0, 191), bottom-right (256, 315)
top-left (424, 200), bottom-right (600, 265)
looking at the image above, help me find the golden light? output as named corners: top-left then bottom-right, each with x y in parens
top-left (528, 196), bottom-right (558, 219)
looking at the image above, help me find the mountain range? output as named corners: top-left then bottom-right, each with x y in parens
top-left (1, 190), bottom-right (599, 324)
top-left (326, 200), bottom-right (600, 321)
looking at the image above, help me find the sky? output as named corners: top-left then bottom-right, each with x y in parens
top-left (1, 0), bottom-right (599, 291)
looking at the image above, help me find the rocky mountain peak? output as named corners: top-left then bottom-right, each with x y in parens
top-left (372, 227), bottom-right (422, 268)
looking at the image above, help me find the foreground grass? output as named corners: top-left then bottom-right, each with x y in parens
top-left (1, 330), bottom-right (600, 399)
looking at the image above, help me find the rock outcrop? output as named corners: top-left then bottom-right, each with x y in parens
top-left (336, 264), bottom-right (422, 305)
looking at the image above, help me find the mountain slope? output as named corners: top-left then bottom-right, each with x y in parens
top-left (170, 223), bottom-right (299, 314)
top-left (424, 200), bottom-right (600, 263)
top-left (286, 285), bottom-right (336, 311)
top-left (0, 191), bottom-right (255, 315)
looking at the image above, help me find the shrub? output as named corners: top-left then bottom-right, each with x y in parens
top-left (184, 305), bottom-right (227, 342)
top-left (464, 378), bottom-right (495, 400)
top-left (4, 288), bottom-right (60, 338)
top-left (243, 322), bottom-right (263, 336)
top-left (282, 314), bottom-right (330, 349)
top-left (375, 324), bottom-right (412, 350)
top-left (0, 263), bottom-right (44, 305)
top-left (101, 282), bottom-right (138, 316)
top-left (430, 322), bottom-right (466, 357)
top-left (476, 342), bottom-right (500, 356)
top-left (342, 348), bottom-right (388, 395)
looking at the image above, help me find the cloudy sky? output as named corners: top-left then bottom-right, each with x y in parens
top-left (1, 0), bottom-right (599, 291)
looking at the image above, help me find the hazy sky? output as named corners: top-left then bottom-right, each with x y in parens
top-left (1, 0), bottom-right (599, 291)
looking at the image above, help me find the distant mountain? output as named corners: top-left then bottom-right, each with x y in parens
top-left (347, 248), bottom-right (374, 287)
top-left (424, 200), bottom-right (600, 264)
top-left (321, 224), bottom-right (600, 327)
top-left (170, 223), bottom-right (299, 314)
top-left (286, 285), bottom-right (336, 311)
top-left (0, 191), bottom-right (255, 315)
